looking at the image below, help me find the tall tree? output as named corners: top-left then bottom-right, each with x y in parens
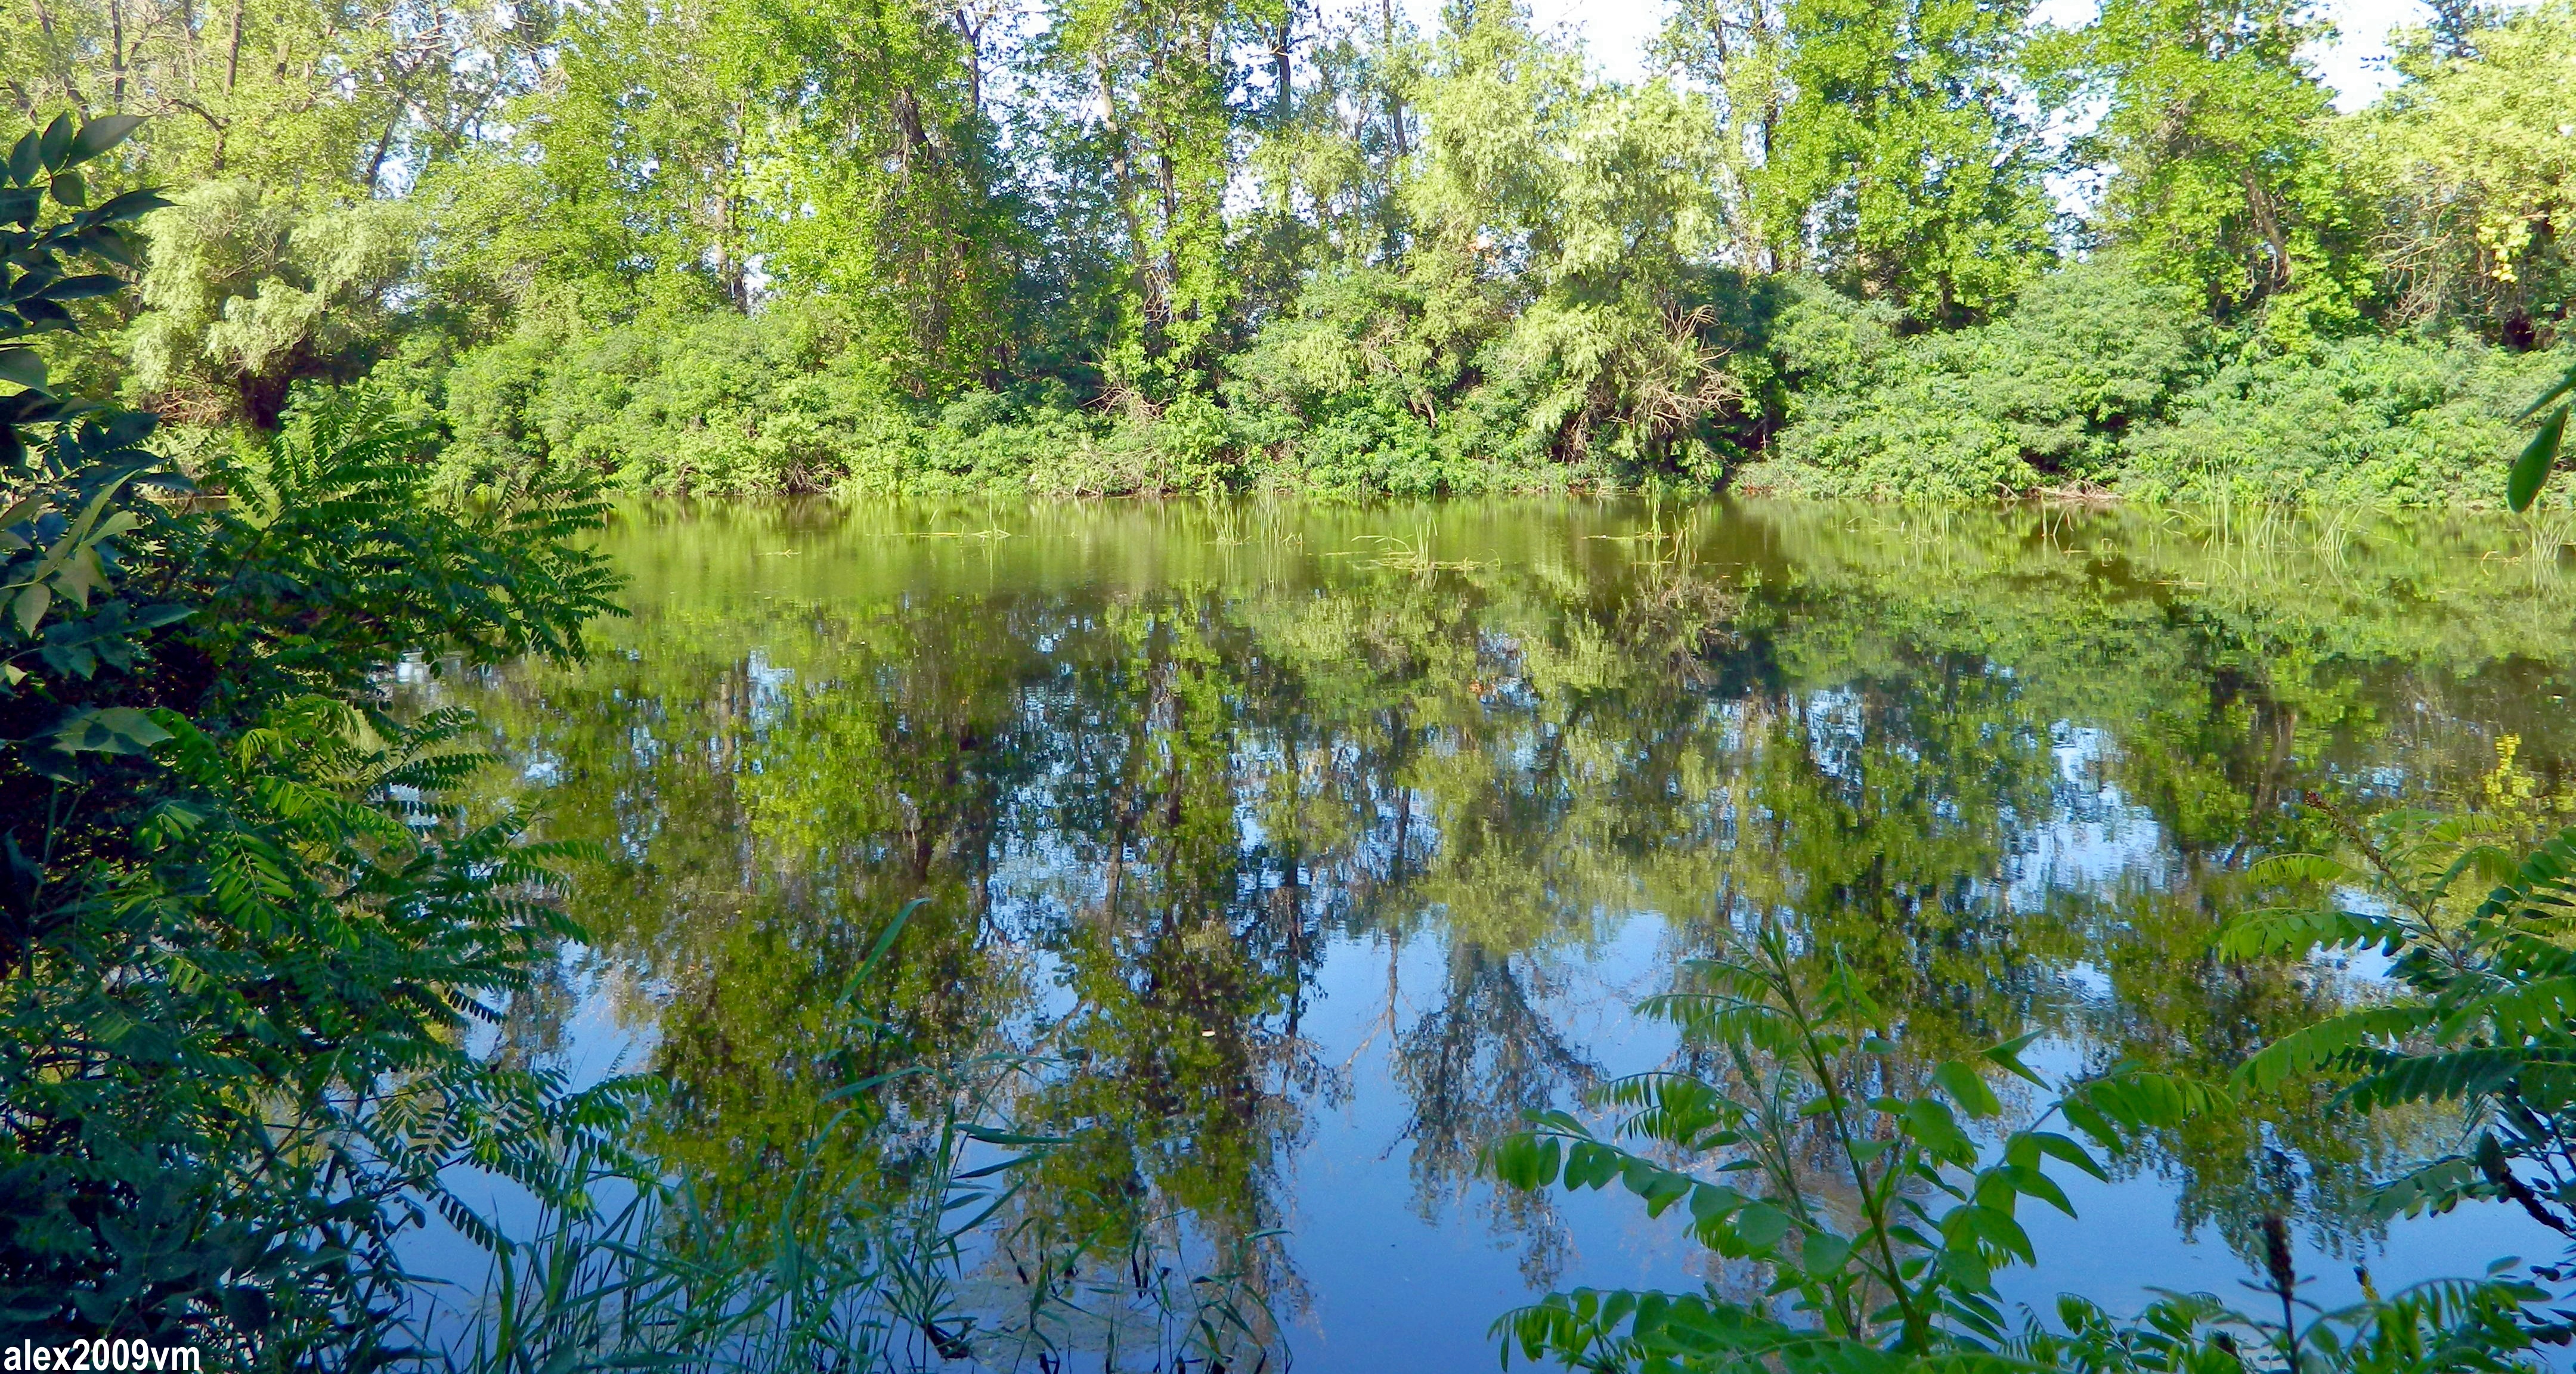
top-left (2352, 0), bottom-right (2576, 345)
top-left (2077, 0), bottom-right (2368, 344)
top-left (0, 0), bottom-right (547, 193)
top-left (1046, 0), bottom-right (1282, 392)
top-left (1665, 0), bottom-right (2052, 324)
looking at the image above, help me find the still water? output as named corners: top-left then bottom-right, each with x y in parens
top-left (445, 498), bottom-right (2575, 1370)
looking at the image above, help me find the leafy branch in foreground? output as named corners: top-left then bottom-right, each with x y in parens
top-left (1484, 920), bottom-right (2552, 1373)
top-left (2511, 358), bottom-right (2576, 511)
top-left (2220, 804), bottom-right (2576, 1271)
top-left (3, 111), bottom-right (640, 1364)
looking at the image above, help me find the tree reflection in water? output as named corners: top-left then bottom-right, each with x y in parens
top-left (439, 498), bottom-right (2576, 1367)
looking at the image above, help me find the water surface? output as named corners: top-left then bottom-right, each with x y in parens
top-left (446, 499), bottom-right (2576, 1370)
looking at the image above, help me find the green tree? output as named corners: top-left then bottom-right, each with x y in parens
top-left (2351, 0), bottom-right (2576, 344)
top-left (128, 181), bottom-right (415, 426)
top-left (1758, 0), bottom-right (2054, 324)
top-left (1043, 0), bottom-right (1278, 391)
top-left (1, 113), bottom-right (633, 1360)
top-left (2076, 0), bottom-right (2371, 347)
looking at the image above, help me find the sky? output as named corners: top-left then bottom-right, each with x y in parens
top-left (1395, 0), bottom-right (2450, 111)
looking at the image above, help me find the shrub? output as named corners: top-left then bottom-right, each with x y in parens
top-left (1485, 922), bottom-right (2554, 1372)
top-left (1750, 261), bottom-right (2212, 498)
top-left (2120, 333), bottom-right (2576, 506)
top-left (2, 116), bottom-right (634, 1360)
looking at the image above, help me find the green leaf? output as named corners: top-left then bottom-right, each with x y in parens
top-left (85, 187), bottom-right (170, 223)
top-left (5, 133), bottom-right (37, 185)
top-left (1981, 1030), bottom-right (2048, 1087)
top-left (2370, 1155), bottom-right (2478, 1220)
top-left (64, 114), bottom-right (147, 166)
top-left (1933, 1060), bottom-right (2003, 1118)
top-left (1565, 1139), bottom-right (1623, 1189)
top-left (1734, 1201), bottom-right (1792, 1250)
top-left (49, 706), bottom-right (173, 755)
top-left (2510, 402), bottom-right (2566, 513)
top-left (2217, 904), bottom-right (2408, 960)
top-left (36, 116), bottom-right (73, 171)
top-left (1490, 1133), bottom-right (1562, 1190)
top-left (64, 225), bottom-right (139, 269)
top-left (36, 274), bottom-right (125, 302)
top-left (48, 169), bottom-right (84, 207)
top-left (952, 1125), bottom-right (1071, 1147)
top-left (1801, 1228), bottom-right (1854, 1276)
top-left (1903, 1096), bottom-right (1977, 1164)
top-left (2023, 1130), bottom-right (2108, 1182)
top-left (11, 582), bottom-right (51, 635)
top-left (0, 349), bottom-right (43, 391)
top-left (2001, 1162), bottom-right (2077, 1217)
top-left (1943, 1202), bottom-right (2035, 1266)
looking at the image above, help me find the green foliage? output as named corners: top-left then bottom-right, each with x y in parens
top-left (1757, 0), bottom-right (2055, 325)
top-left (1485, 919), bottom-right (2553, 1372)
top-left (2074, 0), bottom-right (2374, 348)
top-left (1484, 925), bottom-right (2140, 1362)
top-left (22, 0), bottom-right (2576, 497)
top-left (129, 183), bottom-right (417, 429)
top-left (423, 306), bottom-right (1149, 497)
top-left (2124, 334), bottom-right (2572, 506)
top-left (2, 112), bottom-right (639, 1361)
top-left (2353, 1), bottom-right (2576, 341)
top-left (2220, 807), bottom-right (2576, 1258)
top-left (1760, 261), bottom-right (2212, 497)
top-left (2507, 347), bottom-right (2576, 511)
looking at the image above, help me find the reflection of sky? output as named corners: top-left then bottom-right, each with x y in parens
top-left (1284, 919), bottom-right (1692, 1370)
top-left (2007, 723), bottom-right (2173, 911)
top-left (425, 569), bottom-right (2576, 1366)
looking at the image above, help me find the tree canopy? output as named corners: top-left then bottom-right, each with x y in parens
top-left (9, 0), bottom-right (2576, 498)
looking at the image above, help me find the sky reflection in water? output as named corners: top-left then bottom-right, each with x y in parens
top-left (441, 499), bottom-right (2576, 1370)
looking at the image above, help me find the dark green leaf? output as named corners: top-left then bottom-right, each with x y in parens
top-left (84, 187), bottom-right (170, 223)
top-left (48, 705), bottom-right (173, 754)
top-left (36, 115), bottom-right (73, 171)
top-left (64, 115), bottom-right (147, 166)
top-left (35, 274), bottom-right (122, 302)
top-left (0, 349), bottom-right (42, 390)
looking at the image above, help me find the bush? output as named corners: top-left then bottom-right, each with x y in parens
top-left (2, 118), bottom-right (633, 1360)
top-left (2119, 333), bottom-right (2576, 506)
top-left (388, 261), bottom-right (2576, 505)
top-left (1485, 922), bottom-right (2554, 1372)
top-left (1748, 261), bottom-right (2213, 498)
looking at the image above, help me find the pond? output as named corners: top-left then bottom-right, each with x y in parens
top-left (429, 498), bottom-right (2576, 1371)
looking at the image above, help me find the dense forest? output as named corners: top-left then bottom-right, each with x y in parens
top-left (8, 0), bottom-right (2576, 500)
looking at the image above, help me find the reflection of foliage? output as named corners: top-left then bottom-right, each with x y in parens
top-left (456, 498), bottom-right (2576, 1348)
top-left (1394, 945), bottom-right (1596, 1283)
